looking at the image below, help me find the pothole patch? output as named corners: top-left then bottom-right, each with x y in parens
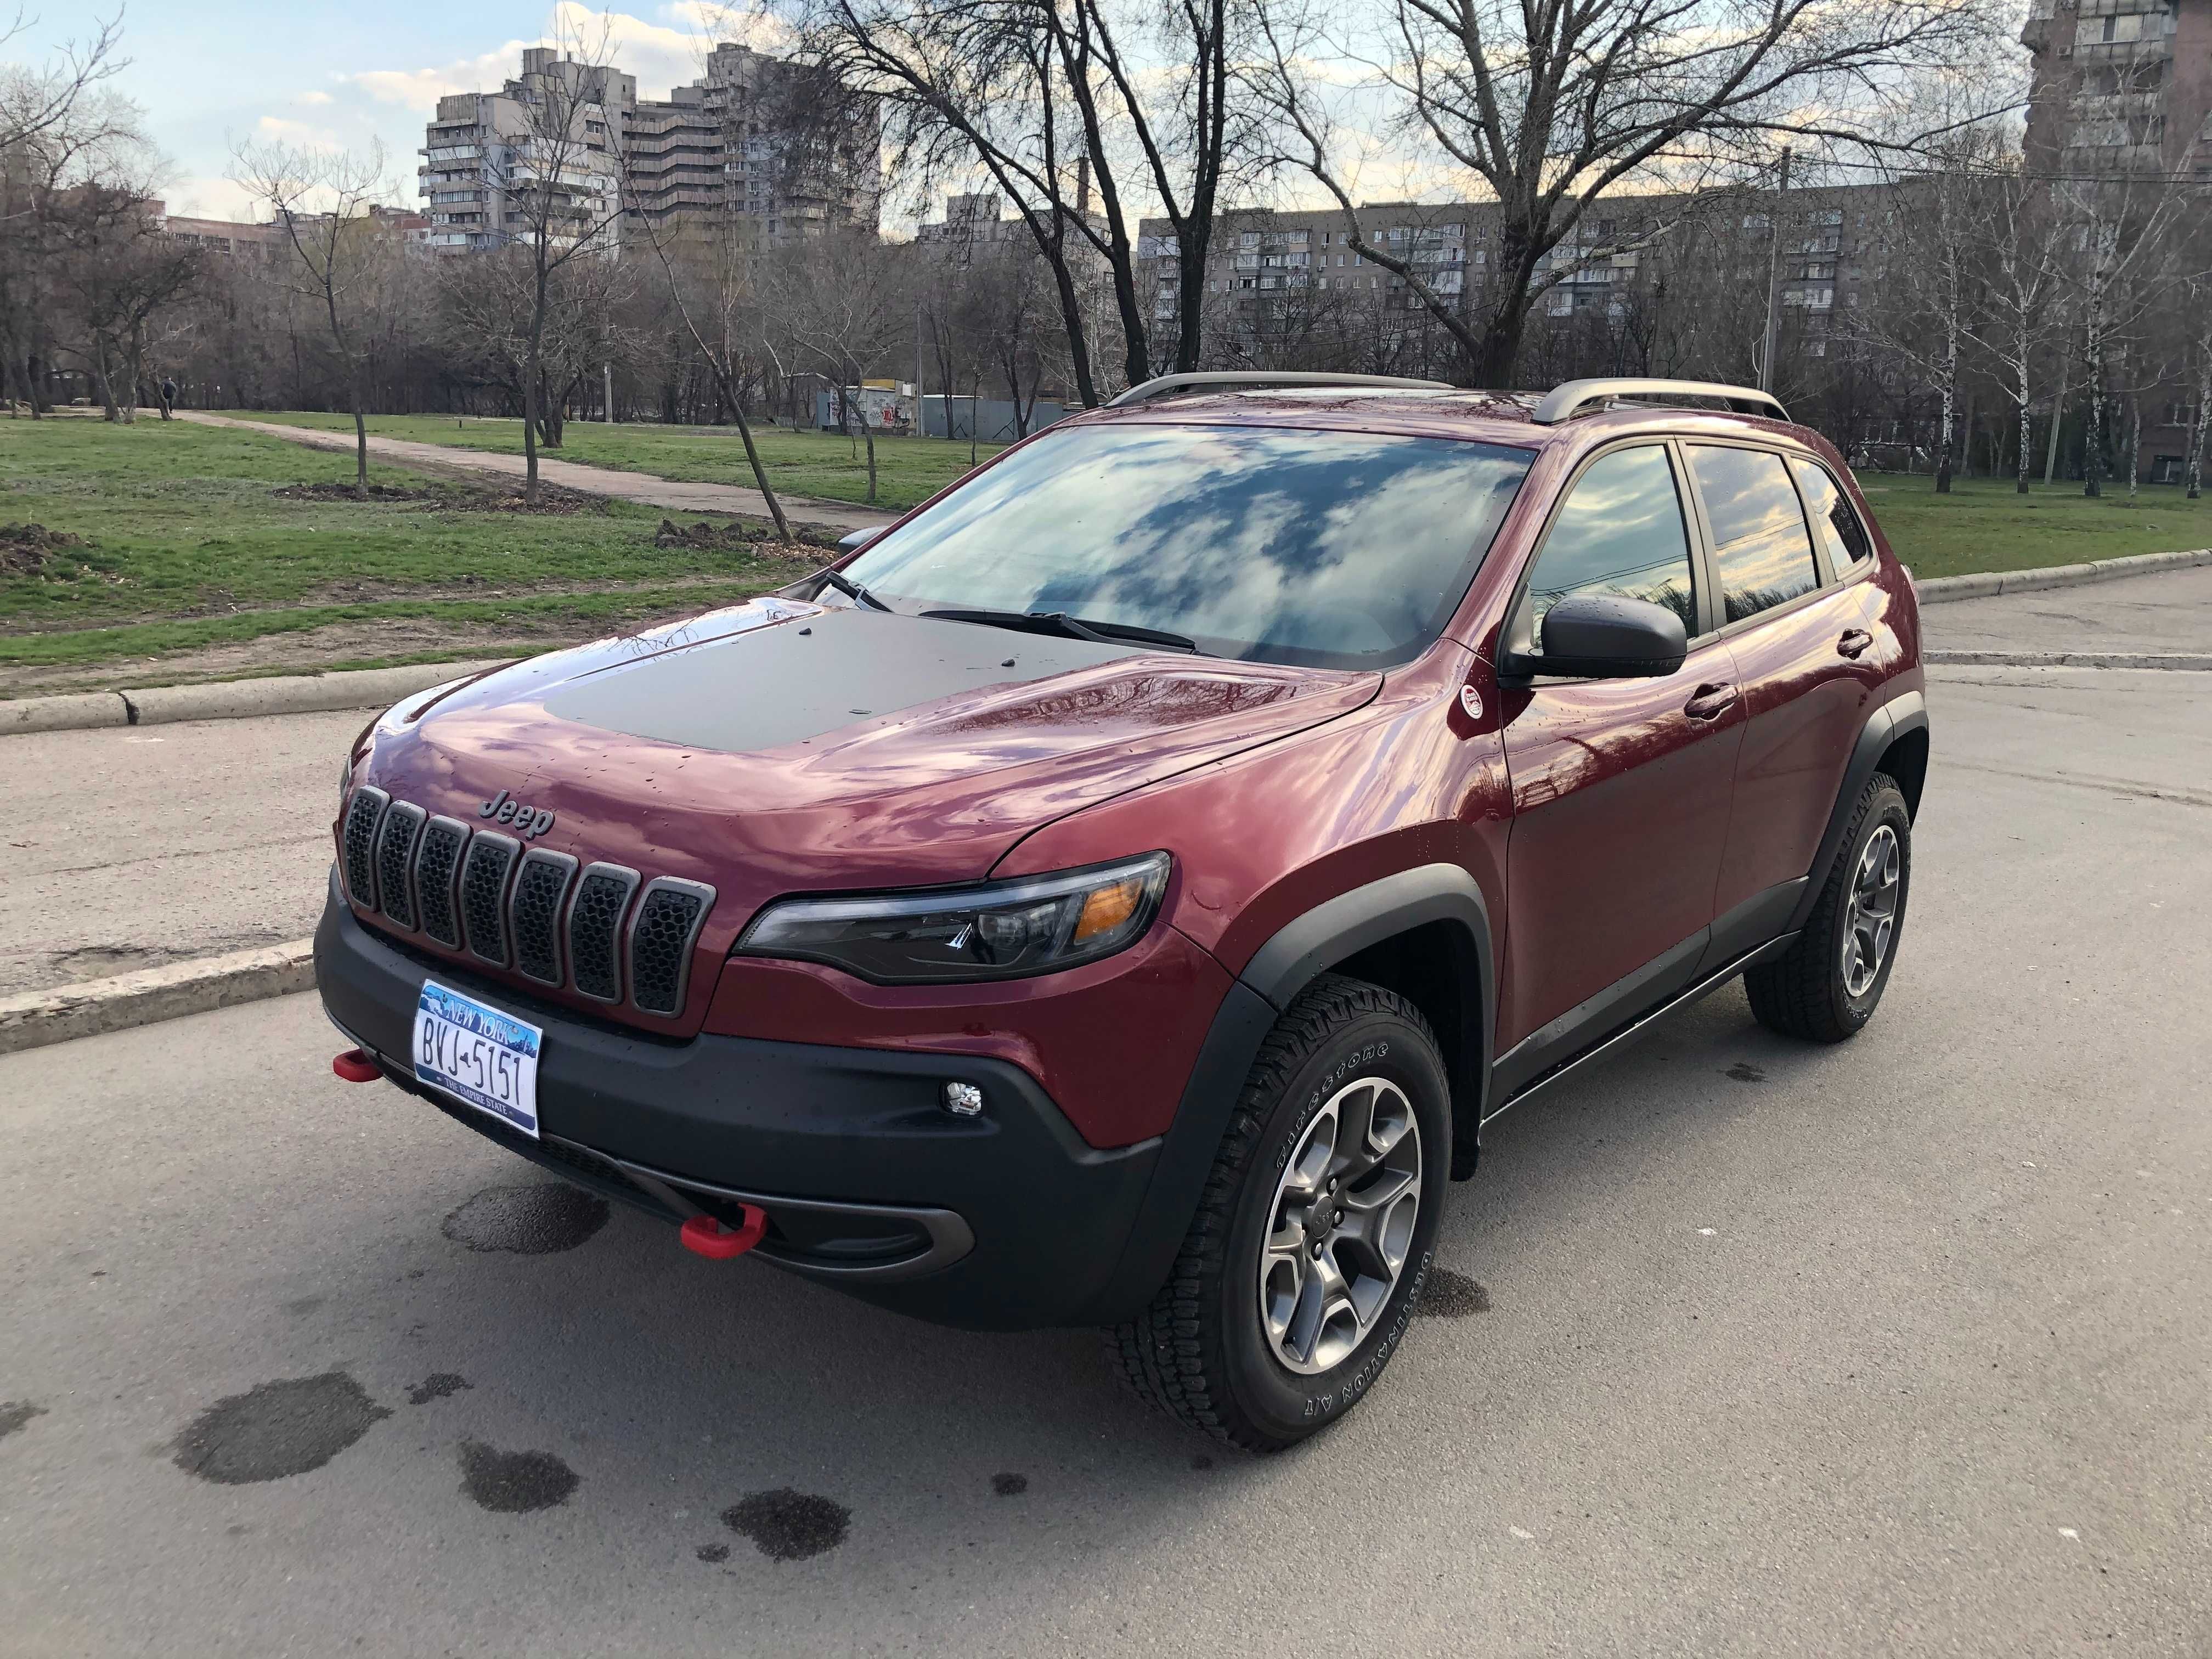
top-left (441, 1183), bottom-right (609, 1254)
top-left (172, 1373), bottom-right (390, 1483)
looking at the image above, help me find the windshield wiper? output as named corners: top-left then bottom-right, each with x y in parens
top-left (814, 566), bottom-right (891, 612)
top-left (921, 607), bottom-right (1198, 654)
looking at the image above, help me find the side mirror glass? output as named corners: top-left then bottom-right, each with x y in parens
top-left (1532, 594), bottom-right (1689, 678)
top-left (836, 526), bottom-right (882, 556)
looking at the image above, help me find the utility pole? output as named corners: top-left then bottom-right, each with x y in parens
top-left (916, 299), bottom-right (926, 439)
top-left (1759, 148), bottom-right (1792, 393)
top-left (603, 363), bottom-right (614, 424)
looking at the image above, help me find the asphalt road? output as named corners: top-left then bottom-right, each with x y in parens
top-left (3, 658), bottom-right (2207, 1655)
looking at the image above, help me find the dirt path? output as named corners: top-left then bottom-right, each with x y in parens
top-left (174, 411), bottom-right (898, 534)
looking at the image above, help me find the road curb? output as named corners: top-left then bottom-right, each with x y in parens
top-left (1926, 650), bottom-right (2212, 670)
top-left (2, 659), bottom-right (510, 737)
top-left (1915, 545), bottom-right (2211, 603)
top-left (0, 940), bottom-right (315, 1057)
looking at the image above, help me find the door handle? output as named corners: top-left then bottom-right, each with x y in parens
top-left (1684, 682), bottom-right (1738, 721)
top-left (1837, 628), bottom-right (1874, 659)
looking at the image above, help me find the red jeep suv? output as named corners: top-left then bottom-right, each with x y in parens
top-left (317, 374), bottom-right (1927, 1451)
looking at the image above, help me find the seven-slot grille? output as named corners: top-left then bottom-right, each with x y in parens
top-left (339, 786), bottom-right (713, 1020)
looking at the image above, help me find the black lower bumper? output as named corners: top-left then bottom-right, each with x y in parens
top-left (313, 874), bottom-right (1170, 1329)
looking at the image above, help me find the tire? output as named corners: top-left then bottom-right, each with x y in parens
top-left (1745, 772), bottom-right (1912, 1043)
top-left (1108, 973), bottom-right (1451, 1452)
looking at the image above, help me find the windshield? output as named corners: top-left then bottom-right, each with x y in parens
top-left (840, 422), bottom-right (1534, 670)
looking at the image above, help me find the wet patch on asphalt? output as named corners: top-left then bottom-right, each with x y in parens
top-left (696, 1542), bottom-right (730, 1564)
top-left (990, 1472), bottom-right (1028, 1497)
top-left (407, 1373), bottom-right (472, 1406)
top-left (172, 1373), bottom-right (391, 1483)
top-left (282, 1296), bottom-right (325, 1317)
top-left (1417, 1268), bottom-right (1491, 1317)
top-left (1, 1401), bottom-right (49, 1440)
top-left (721, 1488), bottom-right (850, 1561)
top-left (456, 1440), bottom-right (578, 1512)
top-left (1725, 1062), bottom-right (1767, 1083)
top-left (1189, 1454), bottom-right (1214, 1471)
top-left (441, 1184), bottom-right (609, 1255)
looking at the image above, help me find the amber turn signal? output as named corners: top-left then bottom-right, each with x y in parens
top-left (1073, 877), bottom-right (1143, 941)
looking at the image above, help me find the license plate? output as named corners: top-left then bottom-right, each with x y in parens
top-left (412, 980), bottom-right (543, 1138)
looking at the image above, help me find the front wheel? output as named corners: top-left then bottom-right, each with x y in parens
top-left (1108, 974), bottom-right (1451, 1452)
top-left (1746, 772), bottom-right (1912, 1042)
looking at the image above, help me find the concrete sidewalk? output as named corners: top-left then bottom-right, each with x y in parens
top-left (175, 410), bottom-right (898, 534)
top-left (1925, 560), bottom-right (2212, 656)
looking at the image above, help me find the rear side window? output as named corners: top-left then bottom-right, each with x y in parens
top-left (1521, 445), bottom-right (1696, 648)
top-left (1686, 446), bottom-right (1821, 624)
top-left (1789, 458), bottom-right (1872, 569)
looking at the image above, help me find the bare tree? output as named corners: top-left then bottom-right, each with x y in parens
top-left (2053, 162), bottom-right (2195, 499)
top-left (2182, 274), bottom-right (2212, 502)
top-left (492, 30), bottom-right (630, 503)
top-left (1255, 0), bottom-right (1988, 387)
top-left (760, 227), bottom-right (912, 502)
top-left (232, 139), bottom-right (392, 498)
top-left (791, 0), bottom-right (1254, 398)
top-left (0, 15), bottom-right (133, 416)
top-left (1955, 148), bottom-right (2069, 494)
top-left (1864, 138), bottom-right (2004, 494)
top-left (626, 202), bottom-right (795, 538)
top-left (46, 174), bottom-right (201, 419)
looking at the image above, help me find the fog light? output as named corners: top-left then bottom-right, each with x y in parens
top-left (943, 1081), bottom-right (984, 1118)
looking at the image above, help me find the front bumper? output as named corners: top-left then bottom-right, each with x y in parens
top-left (314, 873), bottom-right (1165, 1329)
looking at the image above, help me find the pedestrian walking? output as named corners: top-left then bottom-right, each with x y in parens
top-left (159, 376), bottom-right (177, 419)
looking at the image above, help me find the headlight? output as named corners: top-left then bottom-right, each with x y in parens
top-left (736, 853), bottom-right (1172, 984)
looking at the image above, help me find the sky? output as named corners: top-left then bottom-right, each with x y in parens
top-left (11, 2), bottom-right (780, 222)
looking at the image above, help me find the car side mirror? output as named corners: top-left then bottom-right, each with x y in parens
top-left (836, 526), bottom-right (882, 556)
top-left (1530, 594), bottom-right (1689, 678)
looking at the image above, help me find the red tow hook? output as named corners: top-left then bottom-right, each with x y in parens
top-left (331, 1048), bottom-right (381, 1083)
top-left (680, 1206), bottom-right (767, 1261)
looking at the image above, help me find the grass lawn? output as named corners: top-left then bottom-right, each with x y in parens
top-left (222, 410), bottom-right (1006, 513)
top-left (1852, 473), bottom-right (2212, 580)
top-left (0, 416), bottom-right (801, 690)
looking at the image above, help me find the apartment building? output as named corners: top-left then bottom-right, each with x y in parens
top-left (627, 43), bottom-right (879, 247)
top-left (1142, 184), bottom-right (1888, 364)
top-left (420, 43), bottom-right (877, 255)
top-left (418, 48), bottom-right (632, 253)
top-left (2021, 0), bottom-right (2212, 178)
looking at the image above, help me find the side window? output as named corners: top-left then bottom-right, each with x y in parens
top-left (1788, 457), bottom-right (1872, 570)
top-left (1686, 445), bottom-right (1820, 624)
top-left (1521, 445), bottom-right (1696, 652)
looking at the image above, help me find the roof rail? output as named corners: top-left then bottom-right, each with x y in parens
top-left (1107, 371), bottom-right (1454, 408)
top-left (1532, 378), bottom-right (1788, 425)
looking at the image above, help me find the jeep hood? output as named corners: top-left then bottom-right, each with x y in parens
top-left (360, 597), bottom-right (1378, 928)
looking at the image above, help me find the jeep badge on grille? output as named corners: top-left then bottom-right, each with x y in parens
top-left (478, 789), bottom-right (555, 839)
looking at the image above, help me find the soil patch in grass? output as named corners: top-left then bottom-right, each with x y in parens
top-left (271, 481), bottom-right (441, 504)
top-left (653, 517), bottom-right (825, 562)
top-left (270, 478), bottom-right (606, 514)
top-left (0, 522), bottom-right (87, 575)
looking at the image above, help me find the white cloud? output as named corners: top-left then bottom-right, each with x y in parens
top-left (255, 113), bottom-right (344, 150)
top-left (162, 174), bottom-right (265, 223)
top-left (293, 89), bottom-right (334, 106)
top-left (339, 6), bottom-right (794, 116)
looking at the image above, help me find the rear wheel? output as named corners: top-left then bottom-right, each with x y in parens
top-left (1746, 773), bottom-right (1912, 1042)
top-left (1108, 974), bottom-right (1450, 1452)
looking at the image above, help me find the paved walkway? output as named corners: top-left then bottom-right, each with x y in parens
top-left (1926, 561), bottom-right (2212, 657)
top-left (175, 411), bottom-right (897, 534)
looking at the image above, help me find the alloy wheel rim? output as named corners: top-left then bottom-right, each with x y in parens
top-left (1257, 1077), bottom-right (1422, 1376)
top-left (1842, 824), bottom-right (1901, 998)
